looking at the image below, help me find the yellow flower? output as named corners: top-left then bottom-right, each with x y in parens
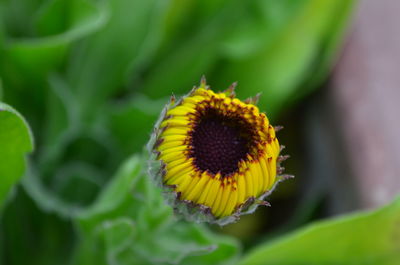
top-left (148, 77), bottom-right (291, 225)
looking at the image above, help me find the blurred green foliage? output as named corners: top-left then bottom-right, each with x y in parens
top-left (2, 0), bottom-right (386, 264)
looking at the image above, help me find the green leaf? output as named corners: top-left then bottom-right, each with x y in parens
top-left (240, 196), bottom-right (400, 265)
top-left (78, 155), bottom-right (142, 222)
top-left (0, 102), bottom-right (34, 207)
top-left (74, 155), bottom-right (240, 265)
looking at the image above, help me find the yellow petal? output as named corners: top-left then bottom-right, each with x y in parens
top-left (265, 157), bottom-right (277, 188)
top-left (159, 150), bottom-right (185, 165)
top-left (162, 134), bottom-right (186, 143)
top-left (265, 142), bottom-right (275, 158)
top-left (222, 184), bottom-right (238, 217)
top-left (222, 97), bottom-right (232, 106)
top-left (165, 165), bottom-right (193, 185)
top-left (249, 160), bottom-right (260, 197)
top-left (159, 145), bottom-right (187, 156)
top-left (182, 95), bottom-right (205, 105)
top-left (182, 171), bottom-right (210, 202)
top-left (167, 105), bottom-right (195, 116)
top-left (157, 140), bottom-right (185, 152)
top-left (269, 156), bottom-right (277, 186)
top-left (161, 127), bottom-right (189, 137)
top-left (244, 166), bottom-right (254, 198)
top-left (180, 172), bottom-right (202, 201)
top-left (160, 119), bottom-right (190, 128)
top-left (204, 174), bottom-right (221, 210)
top-left (193, 88), bottom-right (210, 97)
top-left (211, 182), bottom-right (224, 217)
top-left (175, 172), bottom-right (195, 194)
top-left (260, 113), bottom-right (270, 126)
top-left (259, 155), bottom-right (271, 192)
top-left (237, 173), bottom-right (246, 206)
top-left (165, 157), bottom-right (192, 172)
top-left (215, 180), bottom-right (233, 217)
top-left (231, 98), bottom-right (241, 106)
top-left (252, 159), bottom-right (264, 197)
top-left (274, 138), bottom-right (280, 154)
top-left (268, 125), bottom-right (276, 139)
top-left (197, 172), bottom-right (213, 205)
top-left (164, 160), bottom-right (193, 182)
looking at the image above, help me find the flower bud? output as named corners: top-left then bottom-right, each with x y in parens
top-left (147, 77), bottom-right (292, 225)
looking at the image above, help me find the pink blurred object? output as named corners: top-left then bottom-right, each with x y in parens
top-left (330, 0), bottom-right (400, 208)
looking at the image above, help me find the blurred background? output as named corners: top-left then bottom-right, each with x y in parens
top-left (1, 0), bottom-right (400, 264)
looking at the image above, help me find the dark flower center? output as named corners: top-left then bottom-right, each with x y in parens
top-left (189, 108), bottom-right (251, 176)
